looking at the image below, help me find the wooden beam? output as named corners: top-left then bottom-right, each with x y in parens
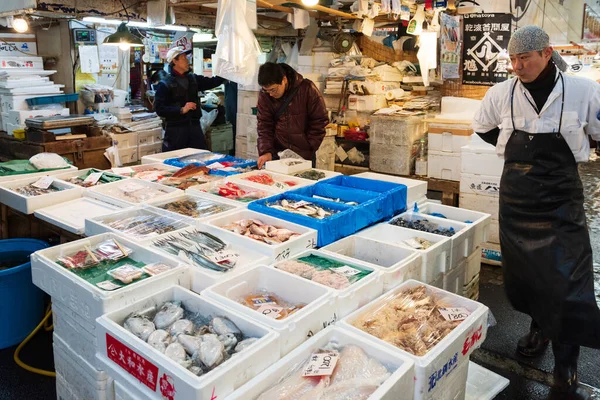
top-left (170, 0), bottom-right (218, 6)
top-left (284, 0), bottom-right (359, 19)
top-left (256, 0), bottom-right (294, 14)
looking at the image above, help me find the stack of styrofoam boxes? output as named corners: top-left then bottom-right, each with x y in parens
top-left (109, 107), bottom-right (132, 123)
top-left (209, 123), bottom-right (234, 153)
top-left (297, 52), bottom-right (336, 77)
top-left (137, 127), bottom-right (163, 158)
top-left (236, 89), bottom-right (259, 159)
top-left (460, 134), bottom-right (504, 266)
top-left (427, 123), bottom-right (473, 181)
top-left (315, 124), bottom-right (337, 170)
top-left (109, 131), bottom-right (139, 165)
top-left (6, 107), bottom-right (70, 134)
top-left (369, 114), bottom-right (427, 175)
top-left (29, 233), bottom-right (190, 400)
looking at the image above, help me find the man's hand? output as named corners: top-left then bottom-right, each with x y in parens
top-left (257, 153), bottom-right (272, 169)
top-left (181, 102), bottom-right (197, 114)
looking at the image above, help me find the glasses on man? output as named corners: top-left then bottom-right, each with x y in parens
top-left (261, 85), bottom-right (279, 94)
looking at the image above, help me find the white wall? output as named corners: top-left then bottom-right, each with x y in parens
top-left (0, 0), bottom-right (36, 13)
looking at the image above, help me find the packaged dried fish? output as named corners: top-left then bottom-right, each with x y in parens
top-left (66, 169), bottom-right (123, 187)
top-left (403, 237), bottom-right (434, 249)
top-left (142, 263), bottom-right (174, 276)
top-left (294, 170), bottom-right (326, 181)
top-left (104, 181), bottom-right (171, 203)
top-left (94, 239), bottom-right (131, 261)
top-left (390, 217), bottom-right (456, 237)
top-left (220, 219), bottom-right (300, 245)
top-left (57, 247), bottom-right (99, 270)
top-left (268, 199), bottom-right (336, 219)
top-left (158, 196), bottom-right (235, 219)
top-left (240, 291), bottom-right (306, 320)
top-left (351, 285), bottom-right (465, 356)
top-left (105, 213), bottom-right (188, 238)
top-left (107, 264), bottom-right (143, 284)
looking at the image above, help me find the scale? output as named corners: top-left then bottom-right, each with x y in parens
top-left (73, 29), bottom-right (97, 44)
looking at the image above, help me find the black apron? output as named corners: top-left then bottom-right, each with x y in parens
top-left (162, 120), bottom-right (206, 152)
top-left (500, 74), bottom-right (600, 348)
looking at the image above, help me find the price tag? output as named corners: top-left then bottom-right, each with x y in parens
top-left (119, 182), bottom-right (146, 193)
top-left (83, 172), bottom-right (103, 185)
top-left (289, 200), bottom-right (312, 209)
top-left (96, 280), bottom-right (123, 291)
top-left (32, 176), bottom-right (54, 189)
top-left (206, 162), bottom-right (225, 169)
top-left (302, 351), bottom-right (339, 377)
top-left (256, 304), bottom-right (284, 319)
top-left (112, 167), bottom-right (135, 175)
top-left (250, 295), bottom-right (277, 306)
top-left (334, 265), bottom-right (361, 277)
top-left (274, 181), bottom-right (288, 190)
top-left (207, 250), bottom-right (240, 264)
top-left (439, 307), bottom-right (471, 322)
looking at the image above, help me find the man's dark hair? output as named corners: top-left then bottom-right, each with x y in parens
top-left (258, 62), bottom-right (285, 86)
top-left (150, 69), bottom-right (168, 85)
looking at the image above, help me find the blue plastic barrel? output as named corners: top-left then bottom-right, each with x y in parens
top-left (0, 239), bottom-right (49, 349)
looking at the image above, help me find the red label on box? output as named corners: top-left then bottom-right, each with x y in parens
top-left (462, 324), bottom-right (483, 356)
top-left (106, 333), bottom-right (159, 391)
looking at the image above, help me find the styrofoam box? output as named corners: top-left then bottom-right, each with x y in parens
top-left (0, 165), bottom-right (78, 184)
top-left (110, 132), bottom-right (138, 149)
top-left (237, 92), bottom-right (259, 114)
top-left (228, 326), bottom-right (416, 400)
top-left (272, 249), bottom-right (384, 318)
top-left (114, 379), bottom-right (144, 400)
top-left (298, 52), bottom-right (337, 68)
top-left (459, 192), bottom-right (499, 221)
top-left (7, 107), bottom-right (69, 125)
top-left (487, 219), bottom-right (499, 244)
top-left (0, 176), bottom-right (83, 214)
top-left (265, 159), bottom-right (312, 175)
top-left (5, 122), bottom-right (24, 135)
top-left (443, 257), bottom-right (467, 295)
top-left (428, 124), bottom-right (473, 153)
top-left (415, 201), bottom-right (490, 253)
top-left (428, 150), bottom-right (461, 181)
top-left (340, 280), bottom-right (490, 400)
top-left (203, 265), bottom-right (337, 356)
top-left (145, 193), bottom-right (242, 224)
top-left (465, 246), bottom-right (482, 284)
top-left (52, 168), bottom-right (128, 188)
top-left (459, 172), bottom-right (500, 197)
top-left (31, 232), bottom-right (190, 327)
top-left (86, 178), bottom-right (182, 208)
top-left (348, 94), bottom-right (388, 111)
top-left (56, 372), bottom-right (79, 400)
top-left (139, 142), bottom-right (163, 158)
top-left (465, 361), bottom-right (510, 400)
top-left (461, 145), bottom-right (505, 176)
top-left (320, 235), bottom-right (422, 292)
top-left (141, 147), bottom-right (207, 165)
top-left (227, 170), bottom-right (313, 193)
top-left (356, 223), bottom-right (451, 285)
top-left (392, 211), bottom-right (472, 270)
top-left (187, 181), bottom-right (276, 207)
top-left (96, 285), bottom-right (281, 400)
top-left (205, 209), bottom-right (318, 262)
top-left (35, 196), bottom-right (122, 235)
top-left (0, 94), bottom-right (55, 113)
top-left (117, 146), bottom-right (139, 164)
top-left (354, 171), bottom-right (428, 208)
top-left (84, 206), bottom-right (192, 241)
top-left (142, 225), bottom-right (269, 293)
top-left (53, 333), bottom-right (110, 400)
top-left (463, 274), bottom-right (480, 301)
top-left (137, 127), bottom-right (163, 146)
top-left (427, 355), bottom-right (469, 400)
top-left (116, 162), bottom-right (180, 179)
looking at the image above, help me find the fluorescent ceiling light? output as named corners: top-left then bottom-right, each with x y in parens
top-left (156, 25), bottom-right (187, 32)
top-left (82, 17), bottom-right (121, 25)
top-left (82, 17), bottom-right (187, 31)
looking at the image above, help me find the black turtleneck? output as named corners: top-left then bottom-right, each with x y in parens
top-left (522, 61), bottom-right (557, 114)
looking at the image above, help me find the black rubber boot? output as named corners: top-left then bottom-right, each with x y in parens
top-left (549, 342), bottom-right (591, 400)
top-left (517, 320), bottom-right (550, 357)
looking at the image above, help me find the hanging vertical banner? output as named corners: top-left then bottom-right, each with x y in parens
top-left (171, 32), bottom-right (195, 51)
top-left (440, 13), bottom-right (460, 79)
top-left (462, 13), bottom-right (512, 86)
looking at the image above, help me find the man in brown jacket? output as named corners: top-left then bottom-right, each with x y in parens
top-left (256, 62), bottom-right (328, 168)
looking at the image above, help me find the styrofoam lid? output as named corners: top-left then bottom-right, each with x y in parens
top-left (465, 361), bottom-right (510, 400)
top-left (440, 96), bottom-right (482, 119)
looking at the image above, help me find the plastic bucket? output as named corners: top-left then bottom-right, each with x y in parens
top-left (0, 239), bottom-right (49, 349)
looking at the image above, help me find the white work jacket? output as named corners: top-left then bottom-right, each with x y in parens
top-left (472, 71), bottom-right (600, 162)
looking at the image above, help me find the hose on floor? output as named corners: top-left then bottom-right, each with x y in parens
top-left (13, 307), bottom-right (56, 377)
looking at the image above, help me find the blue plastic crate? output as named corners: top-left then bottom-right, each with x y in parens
top-left (164, 155), bottom-right (257, 174)
top-left (248, 193), bottom-right (355, 247)
top-left (163, 152), bottom-right (227, 168)
top-left (26, 93), bottom-right (79, 107)
top-left (316, 175), bottom-right (407, 218)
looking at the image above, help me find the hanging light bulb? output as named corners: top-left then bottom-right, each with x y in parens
top-left (302, 0), bottom-right (319, 6)
top-left (12, 17), bottom-right (28, 33)
top-left (102, 22), bottom-right (143, 48)
top-left (119, 43), bottom-right (132, 51)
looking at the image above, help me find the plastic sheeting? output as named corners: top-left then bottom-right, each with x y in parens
top-left (417, 31), bottom-right (437, 87)
top-left (213, 0), bottom-right (262, 85)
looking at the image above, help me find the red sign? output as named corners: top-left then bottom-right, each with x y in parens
top-left (462, 325), bottom-right (483, 356)
top-left (159, 373), bottom-right (176, 400)
top-left (106, 333), bottom-right (159, 391)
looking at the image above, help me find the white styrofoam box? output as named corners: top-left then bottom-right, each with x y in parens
top-left (56, 372), bottom-right (77, 400)
top-left (272, 249), bottom-right (384, 318)
top-left (140, 148), bottom-right (208, 165)
top-left (86, 178), bottom-right (183, 208)
top-left (84, 206), bottom-right (192, 241)
top-left (487, 219), bottom-right (499, 244)
top-left (142, 225), bottom-right (269, 293)
top-left (203, 265), bottom-right (336, 355)
top-left (113, 163), bottom-right (180, 180)
top-left (187, 180), bottom-right (277, 207)
top-left (443, 258), bottom-right (467, 295)
top-left (291, 168), bottom-right (341, 181)
top-left (430, 270), bottom-right (444, 289)
top-left (356, 223), bottom-right (451, 285)
top-left (428, 355), bottom-right (469, 400)
top-left (5, 122), bottom-right (24, 135)
top-left (227, 170), bottom-right (313, 192)
top-left (145, 193), bottom-right (242, 224)
top-left (35, 197), bottom-right (122, 235)
top-left (137, 127), bottom-right (163, 146)
top-left (110, 132), bottom-right (138, 149)
top-left (0, 55), bottom-right (44, 69)
top-left (465, 361), bottom-right (510, 400)
top-left (392, 211), bottom-right (472, 270)
top-left (340, 280), bottom-right (490, 400)
top-left (228, 326), bottom-right (415, 400)
top-left (415, 201), bottom-right (491, 252)
top-left (205, 209), bottom-right (318, 262)
top-left (7, 107), bottom-right (69, 126)
top-left (320, 235), bottom-right (422, 292)
top-left (0, 165), bottom-right (78, 184)
top-left (428, 150), bottom-right (461, 181)
top-left (463, 274), bottom-right (480, 301)
top-left (53, 333), bottom-right (110, 400)
top-left (264, 158), bottom-right (312, 175)
top-left (0, 176), bottom-right (83, 214)
top-left (459, 192), bottom-right (499, 221)
top-left (0, 94), bottom-right (51, 113)
top-left (348, 94), bottom-right (388, 111)
top-left (237, 92), bottom-right (259, 114)
top-left (428, 124), bottom-right (473, 153)
top-left (52, 300), bottom-right (100, 369)
top-left (358, 80), bottom-right (402, 95)
top-left (354, 171), bottom-right (428, 208)
top-left (31, 232), bottom-right (190, 327)
top-left (298, 52), bottom-right (337, 68)
top-left (114, 379), bottom-right (145, 400)
top-left (139, 143), bottom-right (163, 158)
top-left (481, 241), bottom-right (501, 266)
top-left (459, 172), bottom-right (500, 197)
top-left (117, 146), bottom-right (139, 164)
top-left (465, 246), bottom-right (482, 284)
top-left (461, 145), bottom-right (504, 176)
top-left (96, 285), bottom-right (281, 400)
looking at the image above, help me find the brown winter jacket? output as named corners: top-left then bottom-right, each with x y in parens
top-left (257, 64), bottom-right (328, 160)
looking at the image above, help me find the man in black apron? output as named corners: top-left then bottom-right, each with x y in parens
top-left (474, 26), bottom-right (600, 399)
